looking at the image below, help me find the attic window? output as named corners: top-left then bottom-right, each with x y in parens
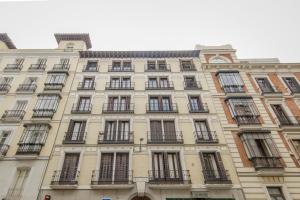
top-left (210, 56), bottom-right (228, 63)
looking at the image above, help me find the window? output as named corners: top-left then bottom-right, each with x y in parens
top-left (149, 96), bottom-right (172, 112)
top-left (97, 152), bottom-right (129, 183)
top-left (106, 96), bottom-right (131, 112)
top-left (85, 61), bottom-right (98, 71)
top-left (267, 187), bottom-right (286, 200)
top-left (146, 60), bottom-right (168, 71)
top-left (79, 77), bottom-right (95, 90)
top-left (74, 96), bottom-right (92, 112)
top-left (0, 130), bottom-right (11, 156)
top-left (240, 132), bottom-right (282, 169)
top-left (111, 60), bottom-right (132, 71)
top-left (256, 77), bottom-right (276, 93)
top-left (184, 76), bottom-right (199, 89)
top-left (149, 120), bottom-right (180, 143)
top-left (180, 60), bottom-right (195, 71)
top-left (194, 120), bottom-right (216, 143)
top-left (217, 71), bottom-right (244, 93)
top-left (33, 94), bottom-right (60, 117)
top-left (29, 58), bottom-right (47, 71)
top-left (210, 56), bottom-right (229, 63)
top-left (107, 77), bottom-right (132, 89)
top-left (0, 77), bottom-right (13, 84)
top-left (65, 120), bottom-right (86, 143)
top-left (271, 104), bottom-right (293, 126)
top-left (58, 153), bottom-right (80, 183)
top-left (101, 120), bottom-right (130, 142)
top-left (147, 77), bottom-right (172, 89)
top-left (2, 100), bottom-right (27, 121)
top-left (282, 77), bottom-right (300, 93)
top-left (226, 97), bottom-right (260, 125)
top-left (45, 74), bottom-right (66, 84)
top-left (6, 58), bottom-right (24, 71)
top-left (6, 168), bottom-right (30, 200)
top-left (66, 43), bottom-right (74, 51)
top-left (188, 96), bottom-right (206, 112)
top-left (18, 77), bottom-right (37, 91)
top-left (292, 140), bottom-right (300, 156)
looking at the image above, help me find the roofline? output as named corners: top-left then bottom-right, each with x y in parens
top-left (0, 33), bottom-right (16, 49)
top-left (54, 33), bottom-right (92, 49)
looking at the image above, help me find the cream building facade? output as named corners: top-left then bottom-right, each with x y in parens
top-left (0, 33), bottom-right (299, 200)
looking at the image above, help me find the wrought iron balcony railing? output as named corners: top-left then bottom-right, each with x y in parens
top-left (82, 64), bottom-right (99, 72)
top-left (0, 84), bottom-right (11, 93)
top-left (16, 84), bottom-right (37, 92)
top-left (145, 64), bottom-right (171, 72)
top-left (4, 64), bottom-right (23, 72)
top-left (222, 85), bottom-right (245, 93)
top-left (233, 115), bottom-right (261, 126)
top-left (71, 103), bottom-right (92, 114)
top-left (203, 169), bottom-right (232, 184)
top-left (146, 103), bottom-right (178, 113)
top-left (251, 157), bottom-right (283, 169)
top-left (51, 170), bottom-right (80, 185)
top-left (276, 116), bottom-right (300, 127)
top-left (91, 170), bottom-right (133, 185)
top-left (194, 131), bottom-right (218, 143)
top-left (0, 144), bottom-right (9, 156)
top-left (16, 143), bottom-right (43, 155)
top-left (28, 64), bottom-right (46, 71)
top-left (51, 64), bottom-right (70, 72)
top-left (184, 81), bottom-right (202, 90)
top-left (32, 108), bottom-right (56, 118)
top-left (148, 170), bottom-right (191, 184)
top-left (287, 86), bottom-right (300, 94)
top-left (77, 82), bottom-right (95, 90)
top-left (102, 103), bottom-right (134, 113)
top-left (145, 81), bottom-right (174, 90)
top-left (44, 83), bottom-right (64, 91)
top-left (105, 82), bottom-right (134, 90)
top-left (258, 85), bottom-right (282, 95)
top-left (1, 110), bottom-right (26, 121)
top-left (63, 132), bottom-right (86, 144)
top-left (188, 103), bottom-right (209, 113)
top-left (147, 131), bottom-right (183, 144)
top-left (108, 65), bottom-right (134, 72)
top-left (98, 131), bottom-right (134, 144)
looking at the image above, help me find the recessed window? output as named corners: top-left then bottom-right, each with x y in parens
top-left (267, 187), bottom-right (286, 200)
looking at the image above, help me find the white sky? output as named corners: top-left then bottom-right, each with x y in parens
top-left (0, 0), bottom-right (300, 62)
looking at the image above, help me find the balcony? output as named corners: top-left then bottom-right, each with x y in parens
top-left (194, 131), bottom-right (218, 143)
top-left (251, 157), bottom-right (283, 170)
top-left (203, 169), bottom-right (232, 185)
top-left (145, 64), bottom-right (170, 72)
top-left (98, 131), bottom-right (134, 144)
top-left (0, 144), bottom-right (9, 157)
top-left (105, 82), bottom-right (134, 90)
top-left (102, 103), bottom-right (134, 114)
top-left (16, 84), bottom-right (37, 93)
top-left (82, 64), bottom-right (99, 72)
top-left (188, 103), bottom-right (209, 113)
top-left (91, 170), bottom-right (133, 189)
top-left (63, 132), bottom-right (86, 144)
top-left (145, 82), bottom-right (174, 90)
top-left (222, 85), bottom-right (245, 93)
top-left (77, 82), bottom-right (95, 90)
top-left (276, 116), bottom-right (300, 128)
top-left (50, 64), bottom-right (70, 73)
top-left (28, 64), bottom-right (46, 71)
top-left (16, 144), bottom-right (43, 155)
top-left (146, 103), bottom-right (178, 113)
top-left (147, 131), bottom-right (183, 144)
top-left (32, 109), bottom-right (56, 118)
top-left (184, 81), bottom-right (202, 90)
top-left (44, 83), bottom-right (64, 91)
top-left (51, 170), bottom-right (79, 188)
top-left (4, 64), bottom-right (23, 72)
top-left (287, 86), bottom-right (300, 94)
top-left (180, 64), bottom-right (196, 71)
top-left (0, 84), bottom-right (11, 93)
top-left (1, 110), bottom-right (26, 122)
top-left (258, 86), bottom-right (282, 96)
top-left (108, 65), bottom-right (134, 72)
top-left (71, 103), bottom-right (92, 114)
top-left (234, 115), bottom-right (261, 126)
top-left (148, 170), bottom-right (191, 187)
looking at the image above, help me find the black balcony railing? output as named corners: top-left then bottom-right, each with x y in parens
top-left (105, 82), bottom-right (134, 90)
top-left (51, 170), bottom-right (80, 185)
top-left (51, 64), bottom-right (70, 72)
top-left (98, 131), bottom-right (134, 144)
top-left (1, 110), bottom-right (26, 121)
top-left (0, 84), bottom-right (11, 93)
top-left (145, 64), bottom-right (171, 72)
top-left (16, 144), bottom-right (43, 155)
top-left (146, 103), bottom-right (178, 113)
top-left (0, 144), bottom-right (9, 156)
top-left (71, 103), bottom-right (92, 114)
top-left (251, 157), bottom-right (283, 169)
top-left (184, 81), bottom-right (202, 90)
top-left (203, 169), bottom-right (232, 184)
top-left (82, 65), bottom-right (99, 72)
top-left (91, 170), bottom-right (133, 185)
top-left (77, 82), bottom-right (95, 90)
top-left (28, 64), bottom-right (46, 71)
top-left (258, 85), bottom-right (282, 95)
top-left (148, 170), bottom-right (191, 184)
top-left (276, 116), bottom-right (300, 127)
top-left (287, 85), bottom-right (300, 94)
top-left (147, 131), bottom-right (183, 144)
top-left (16, 84), bottom-right (37, 92)
top-left (180, 64), bottom-right (196, 71)
top-left (102, 103), bottom-right (134, 113)
top-left (44, 83), bottom-right (64, 91)
top-left (222, 85), bottom-right (245, 93)
top-left (234, 115), bottom-right (261, 126)
top-left (63, 132), bottom-right (86, 144)
top-left (4, 64), bottom-right (23, 71)
top-left (145, 82), bottom-right (174, 90)
top-left (194, 131), bottom-right (218, 143)
top-left (188, 103), bottom-right (209, 113)
top-left (32, 108), bottom-right (56, 118)
top-left (108, 65), bottom-right (134, 72)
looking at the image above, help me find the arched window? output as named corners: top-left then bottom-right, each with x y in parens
top-left (210, 56), bottom-right (229, 63)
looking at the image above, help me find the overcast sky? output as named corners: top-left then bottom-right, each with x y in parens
top-left (0, 0), bottom-right (299, 62)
